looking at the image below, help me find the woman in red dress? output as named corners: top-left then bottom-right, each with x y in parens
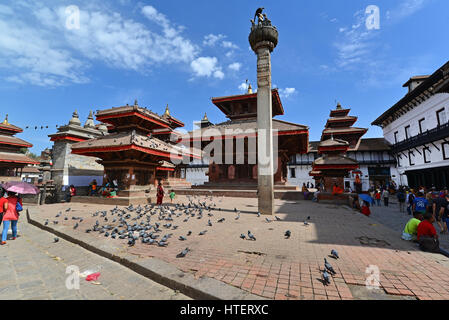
top-left (156, 181), bottom-right (164, 205)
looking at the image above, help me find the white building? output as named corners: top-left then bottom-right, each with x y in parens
top-left (372, 60), bottom-right (449, 189)
top-left (287, 138), bottom-right (399, 191)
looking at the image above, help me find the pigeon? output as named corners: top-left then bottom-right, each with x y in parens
top-left (44, 220), bottom-right (49, 226)
top-left (217, 218), bottom-right (225, 223)
top-left (265, 218), bottom-right (271, 223)
top-left (240, 234), bottom-right (246, 240)
top-left (322, 270), bottom-right (331, 286)
top-left (127, 239), bottom-right (135, 246)
top-left (85, 229), bottom-right (92, 233)
top-left (207, 220), bottom-right (212, 227)
top-left (285, 230), bottom-right (291, 239)
top-left (53, 237), bottom-right (59, 243)
top-left (257, 212), bottom-right (261, 217)
top-left (187, 231), bottom-right (192, 236)
top-left (235, 214), bottom-right (240, 220)
top-left (275, 216), bottom-right (281, 221)
top-left (176, 247), bottom-right (190, 258)
top-left (53, 221), bottom-right (59, 225)
top-left (247, 230), bottom-right (256, 241)
top-left (307, 216), bottom-right (311, 220)
top-left (324, 258), bottom-right (336, 275)
top-left (158, 241), bottom-right (168, 247)
top-left (199, 230), bottom-right (207, 236)
top-left (179, 236), bottom-right (187, 241)
top-left (64, 217), bottom-right (68, 221)
top-left (73, 223), bottom-right (79, 229)
top-left (304, 221), bottom-right (309, 226)
top-left (66, 208), bottom-right (71, 212)
top-left (331, 249), bottom-right (339, 259)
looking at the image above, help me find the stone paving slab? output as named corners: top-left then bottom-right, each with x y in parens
top-left (0, 217), bottom-right (189, 300)
top-left (26, 196), bottom-right (449, 300)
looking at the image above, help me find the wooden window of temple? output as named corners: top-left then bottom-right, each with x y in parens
top-left (394, 131), bottom-right (399, 144)
top-left (405, 126), bottom-right (411, 140)
top-left (419, 118), bottom-right (426, 134)
top-left (423, 147), bottom-right (431, 164)
top-left (443, 142), bottom-right (449, 160)
top-left (242, 103), bottom-right (249, 114)
top-left (409, 151), bottom-right (415, 166)
top-left (290, 168), bottom-right (296, 178)
top-left (437, 108), bottom-right (447, 127)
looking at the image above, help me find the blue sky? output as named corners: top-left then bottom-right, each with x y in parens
top-left (0, 0), bottom-right (448, 154)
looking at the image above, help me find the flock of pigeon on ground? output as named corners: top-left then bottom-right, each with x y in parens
top-left (44, 195), bottom-right (340, 286)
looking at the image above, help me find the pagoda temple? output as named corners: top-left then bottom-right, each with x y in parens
top-left (71, 101), bottom-right (200, 200)
top-left (0, 114), bottom-right (40, 182)
top-left (310, 103), bottom-right (367, 192)
top-left (180, 86), bottom-right (309, 189)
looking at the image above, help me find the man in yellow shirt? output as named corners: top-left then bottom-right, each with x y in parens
top-left (402, 211), bottom-right (424, 241)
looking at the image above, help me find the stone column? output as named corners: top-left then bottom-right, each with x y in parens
top-left (249, 12), bottom-right (278, 215)
top-left (256, 45), bottom-right (274, 215)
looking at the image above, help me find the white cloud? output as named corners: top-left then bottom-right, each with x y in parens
top-left (203, 34), bottom-right (226, 47)
top-left (0, 2), bottom-right (201, 86)
top-left (191, 57), bottom-right (224, 79)
top-left (222, 41), bottom-right (238, 50)
top-left (0, 18), bottom-right (87, 86)
top-left (391, 0), bottom-right (428, 20)
top-left (279, 88), bottom-right (297, 98)
top-left (238, 82), bottom-right (249, 92)
top-left (228, 62), bottom-right (242, 72)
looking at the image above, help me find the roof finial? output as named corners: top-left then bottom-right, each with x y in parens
top-left (164, 104), bottom-right (170, 117)
top-left (134, 99), bottom-right (138, 106)
top-left (69, 110), bottom-right (81, 126)
top-left (336, 102), bottom-right (342, 110)
top-left (2, 114), bottom-right (9, 125)
top-left (202, 112), bottom-right (209, 122)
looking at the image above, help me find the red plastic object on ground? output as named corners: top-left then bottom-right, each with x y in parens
top-left (86, 272), bottom-right (101, 281)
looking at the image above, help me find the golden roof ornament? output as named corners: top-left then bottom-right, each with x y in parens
top-left (336, 102), bottom-right (342, 110)
top-left (164, 104), bottom-right (170, 117)
top-left (248, 83), bottom-right (253, 94)
top-left (202, 112), bottom-right (209, 122)
top-left (2, 114), bottom-right (9, 125)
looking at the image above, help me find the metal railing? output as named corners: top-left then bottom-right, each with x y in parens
top-left (392, 122), bottom-right (449, 153)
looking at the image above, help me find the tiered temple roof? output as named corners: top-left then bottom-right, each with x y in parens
top-left (0, 114), bottom-right (39, 176)
top-left (321, 103), bottom-right (367, 150)
top-left (310, 103), bottom-right (367, 183)
top-left (71, 101), bottom-right (199, 189)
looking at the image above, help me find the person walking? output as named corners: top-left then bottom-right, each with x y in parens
top-left (397, 188), bottom-right (406, 213)
top-left (0, 193), bottom-right (7, 228)
top-left (407, 190), bottom-right (415, 215)
top-left (156, 181), bottom-right (164, 205)
top-left (375, 190), bottom-right (381, 206)
top-left (1, 192), bottom-right (22, 245)
top-left (382, 188), bottom-right (390, 207)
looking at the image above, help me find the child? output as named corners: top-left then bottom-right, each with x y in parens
top-left (402, 211), bottom-right (424, 241)
top-left (169, 190), bottom-right (176, 203)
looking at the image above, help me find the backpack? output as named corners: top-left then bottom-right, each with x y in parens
top-left (16, 199), bottom-right (23, 212)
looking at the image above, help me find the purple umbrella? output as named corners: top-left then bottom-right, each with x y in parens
top-left (1, 181), bottom-right (40, 195)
